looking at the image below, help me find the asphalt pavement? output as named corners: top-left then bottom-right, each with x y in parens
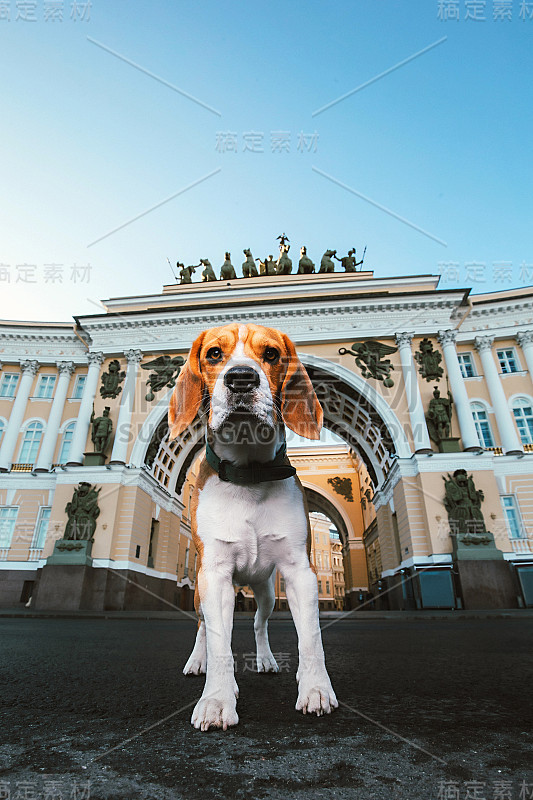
top-left (1, 616), bottom-right (532, 800)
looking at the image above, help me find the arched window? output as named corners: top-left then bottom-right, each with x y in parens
top-left (512, 397), bottom-right (533, 445)
top-left (470, 403), bottom-right (495, 448)
top-left (58, 421), bottom-right (76, 464)
top-left (18, 422), bottom-right (44, 463)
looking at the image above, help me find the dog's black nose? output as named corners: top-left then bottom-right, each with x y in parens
top-left (224, 366), bottom-right (260, 393)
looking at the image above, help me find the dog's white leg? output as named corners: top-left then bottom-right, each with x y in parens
top-left (283, 565), bottom-right (338, 716)
top-left (191, 570), bottom-right (239, 731)
top-left (183, 618), bottom-right (207, 675)
top-left (251, 573), bottom-right (279, 673)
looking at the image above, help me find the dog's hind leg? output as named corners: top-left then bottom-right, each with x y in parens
top-left (251, 572), bottom-right (279, 673)
top-left (183, 586), bottom-right (207, 675)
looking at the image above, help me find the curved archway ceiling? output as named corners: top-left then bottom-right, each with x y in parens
top-left (145, 366), bottom-right (396, 491)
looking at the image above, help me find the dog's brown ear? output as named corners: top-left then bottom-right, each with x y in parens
top-left (168, 332), bottom-right (205, 438)
top-left (280, 334), bottom-right (323, 440)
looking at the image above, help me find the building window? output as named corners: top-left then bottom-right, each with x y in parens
top-left (501, 496), bottom-right (525, 539)
top-left (471, 403), bottom-right (495, 448)
top-left (323, 553), bottom-right (329, 569)
top-left (36, 375), bottom-right (56, 399)
top-left (317, 580), bottom-right (322, 594)
top-left (58, 421), bottom-right (76, 463)
top-left (497, 348), bottom-right (520, 374)
top-left (32, 507), bottom-right (51, 549)
top-left (458, 352), bottom-right (476, 378)
top-left (0, 373), bottom-right (19, 398)
top-left (280, 578), bottom-right (285, 593)
top-left (316, 552), bottom-right (322, 568)
top-left (0, 506), bottom-right (18, 548)
top-left (72, 375), bottom-right (86, 399)
top-left (326, 580), bottom-right (330, 594)
top-left (512, 398), bottom-right (533, 445)
top-left (18, 421), bottom-right (44, 463)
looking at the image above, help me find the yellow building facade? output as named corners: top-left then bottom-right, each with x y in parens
top-left (0, 270), bottom-right (532, 610)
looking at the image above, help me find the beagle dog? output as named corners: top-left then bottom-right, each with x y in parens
top-left (169, 323), bottom-right (338, 731)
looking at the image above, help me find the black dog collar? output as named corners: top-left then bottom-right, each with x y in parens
top-left (205, 441), bottom-right (296, 485)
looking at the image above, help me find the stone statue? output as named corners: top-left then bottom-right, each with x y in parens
top-left (64, 482), bottom-right (101, 541)
top-left (443, 469), bottom-right (487, 537)
top-left (415, 338), bottom-right (443, 382)
top-left (242, 249), bottom-right (258, 278)
top-left (99, 359), bottom-right (125, 399)
top-left (220, 252), bottom-right (236, 280)
top-left (141, 355), bottom-right (185, 401)
top-left (276, 244), bottom-right (292, 274)
top-left (338, 341), bottom-right (397, 387)
top-left (298, 246), bottom-right (315, 274)
top-left (319, 250), bottom-right (337, 273)
top-left (200, 259), bottom-right (217, 282)
top-left (257, 255), bottom-right (277, 275)
top-left (90, 407), bottom-right (113, 453)
top-left (179, 263), bottom-right (196, 284)
top-left (426, 386), bottom-right (453, 443)
top-left (327, 476), bottom-right (354, 502)
top-left (334, 248), bottom-right (364, 273)
top-left (276, 233), bottom-right (290, 249)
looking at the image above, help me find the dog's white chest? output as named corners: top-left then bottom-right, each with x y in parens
top-left (196, 475), bottom-right (307, 583)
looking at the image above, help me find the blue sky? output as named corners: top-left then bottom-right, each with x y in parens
top-left (1, 0), bottom-right (532, 322)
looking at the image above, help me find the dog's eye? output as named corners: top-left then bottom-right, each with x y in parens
top-left (264, 347), bottom-right (279, 364)
top-left (206, 347), bottom-right (223, 362)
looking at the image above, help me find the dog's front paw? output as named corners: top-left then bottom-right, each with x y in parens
top-left (257, 652), bottom-right (279, 673)
top-left (296, 683), bottom-right (338, 716)
top-left (191, 694), bottom-right (239, 731)
top-left (183, 655), bottom-right (206, 675)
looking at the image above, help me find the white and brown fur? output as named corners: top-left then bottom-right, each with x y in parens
top-left (169, 323), bottom-right (338, 730)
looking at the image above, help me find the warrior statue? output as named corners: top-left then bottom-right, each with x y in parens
top-left (64, 482), bottom-right (101, 541)
top-left (426, 386), bottom-right (453, 443)
top-left (179, 263), bottom-right (197, 284)
top-left (443, 469), bottom-right (487, 537)
top-left (334, 247), bottom-right (365, 273)
top-left (90, 407), bottom-right (113, 453)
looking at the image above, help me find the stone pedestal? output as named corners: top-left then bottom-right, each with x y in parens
top-left (452, 530), bottom-right (502, 561)
top-left (46, 539), bottom-right (93, 566)
top-left (439, 437), bottom-right (461, 453)
top-left (33, 564), bottom-right (102, 611)
top-left (83, 451), bottom-right (107, 466)
top-left (456, 560), bottom-right (519, 609)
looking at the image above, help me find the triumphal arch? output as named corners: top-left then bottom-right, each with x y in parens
top-left (1, 260), bottom-right (532, 610)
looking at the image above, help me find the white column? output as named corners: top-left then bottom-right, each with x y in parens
top-left (110, 349), bottom-right (142, 465)
top-left (395, 332), bottom-right (432, 453)
top-left (34, 361), bottom-right (76, 472)
top-left (437, 330), bottom-right (480, 450)
top-left (474, 336), bottom-right (523, 455)
top-left (0, 360), bottom-right (39, 471)
top-left (517, 331), bottom-right (533, 380)
top-left (67, 352), bottom-right (104, 466)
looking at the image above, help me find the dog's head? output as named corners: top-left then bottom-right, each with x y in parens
top-left (168, 323), bottom-right (322, 441)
